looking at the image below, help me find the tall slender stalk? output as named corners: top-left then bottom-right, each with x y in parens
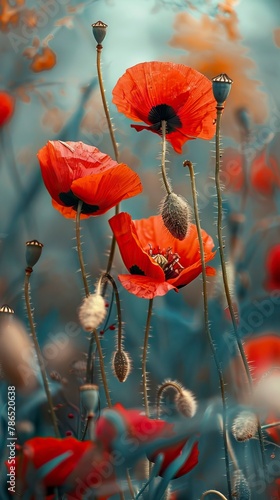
top-left (186, 160), bottom-right (232, 500)
top-left (76, 201), bottom-right (111, 407)
top-left (24, 270), bottom-right (60, 438)
top-left (142, 299), bottom-right (154, 417)
top-left (214, 106), bottom-right (267, 482)
top-left (160, 120), bottom-right (172, 195)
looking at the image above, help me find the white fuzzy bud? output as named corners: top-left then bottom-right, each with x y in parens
top-left (175, 389), bottom-right (197, 418)
top-left (232, 411), bottom-right (258, 442)
top-left (78, 293), bottom-right (106, 331)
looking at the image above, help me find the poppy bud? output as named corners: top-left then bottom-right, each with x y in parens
top-left (79, 384), bottom-right (99, 417)
top-left (161, 192), bottom-right (191, 240)
top-left (91, 20), bottom-right (108, 45)
top-left (78, 293), bottom-right (107, 331)
top-left (112, 349), bottom-right (131, 383)
top-left (233, 470), bottom-right (251, 500)
top-left (232, 411), bottom-right (258, 442)
top-left (175, 388), bottom-right (197, 418)
top-left (25, 240), bottom-right (43, 268)
top-left (212, 73), bottom-right (233, 105)
top-left (0, 304), bottom-right (14, 315)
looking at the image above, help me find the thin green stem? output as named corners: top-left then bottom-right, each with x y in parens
top-left (156, 381), bottom-right (182, 418)
top-left (75, 202), bottom-right (111, 407)
top-left (76, 201), bottom-right (90, 297)
top-left (187, 161), bottom-right (232, 500)
top-left (262, 422), bottom-right (280, 430)
top-left (24, 271), bottom-right (60, 438)
top-left (96, 44), bottom-right (119, 283)
top-left (142, 299), bottom-right (153, 417)
top-left (201, 491), bottom-right (228, 500)
top-left (160, 120), bottom-right (172, 195)
top-left (214, 106), bottom-right (267, 482)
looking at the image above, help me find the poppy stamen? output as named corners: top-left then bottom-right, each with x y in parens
top-left (148, 245), bottom-right (184, 279)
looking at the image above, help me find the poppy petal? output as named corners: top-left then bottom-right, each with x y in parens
top-left (118, 274), bottom-right (177, 299)
top-left (109, 212), bottom-right (165, 281)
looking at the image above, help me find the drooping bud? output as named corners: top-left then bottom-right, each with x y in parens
top-left (232, 411), bottom-right (258, 442)
top-left (78, 293), bottom-right (107, 331)
top-left (160, 192), bottom-right (191, 240)
top-left (112, 349), bottom-right (131, 382)
top-left (233, 470), bottom-right (251, 499)
top-left (25, 240), bottom-right (43, 268)
top-left (212, 73), bottom-right (233, 105)
top-left (175, 388), bottom-right (197, 418)
top-left (91, 21), bottom-right (108, 45)
top-left (79, 384), bottom-right (99, 417)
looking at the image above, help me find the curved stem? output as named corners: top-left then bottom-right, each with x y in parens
top-left (142, 299), bottom-right (153, 417)
top-left (214, 106), bottom-right (267, 482)
top-left (156, 381), bottom-right (182, 418)
top-left (201, 491), bottom-right (228, 500)
top-left (160, 120), bottom-right (172, 195)
top-left (187, 161), bottom-right (232, 500)
top-left (24, 271), bottom-right (60, 438)
top-left (98, 273), bottom-right (122, 351)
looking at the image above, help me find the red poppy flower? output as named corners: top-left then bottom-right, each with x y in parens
top-left (0, 91), bottom-right (15, 127)
top-left (149, 439), bottom-right (199, 478)
top-left (265, 244), bottom-right (280, 291)
top-left (244, 334), bottom-right (280, 381)
top-left (109, 212), bottom-right (215, 299)
top-left (37, 141), bottom-right (142, 218)
top-left (8, 436), bottom-right (116, 499)
top-left (112, 61), bottom-right (217, 154)
top-left (250, 149), bottom-right (280, 196)
top-left (95, 404), bottom-right (199, 479)
top-left (220, 147), bottom-right (244, 192)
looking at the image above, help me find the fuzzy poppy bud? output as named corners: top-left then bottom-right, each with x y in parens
top-left (0, 304), bottom-right (14, 315)
top-left (161, 192), bottom-right (190, 240)
top-left (78, 293), bottom-right (107, 331)
top-left (112, 349), bottom-right (131, 383)
top-left (212, 73), bottom-right (233, 105)
top-left (232, 411), bottom-right (258, 442)
top-left (233, 470), bottom-right (251, 499)
top-left (175, 388), bottom-right (197, 418)
top-left (25, 240), bottom-right (43, 268)
top-left (91, 20), bottom-right (108, 44)
top-left (79, 384), bottom-right (99, 417)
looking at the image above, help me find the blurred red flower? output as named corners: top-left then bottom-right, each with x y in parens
top-left (8, 436), bottom-right (116, 499)
top-left (112, 61), bottom-right (216, 154)
top-left (244, 334), bottom-right (280, 380)
top-left (37, 141), bottom-right (142, 218)
top-left (0, 91), bottom-right (14, 127)
top-left (265, 244), bottom-right (280, 291)
top-left (109, 212), bottom-right (215, 299)
top-left (95, 403), bottom-right (199, 479)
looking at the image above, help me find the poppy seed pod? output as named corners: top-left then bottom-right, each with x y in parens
top-left (79, 384), bottom-right (99, 417)
top-left (161, 192), bottom-right (191, 240)
top-left (212, 73), bottom-right (233, 105)
top-left (25, 240), bottom-right (43, 268)
top-left (0, 304), bottom-right (15, 315)
top-left (91, 20), bottom-right (108, 45)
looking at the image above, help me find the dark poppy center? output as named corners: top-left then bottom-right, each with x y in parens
top-left (147, 245), bottom-right (184, 280)
top-left (129, 265), bottom-right (145, 276)
top-left (59, 190), bottom-right (99, 214)
top-left (148, 104), bottom-right (182, 134)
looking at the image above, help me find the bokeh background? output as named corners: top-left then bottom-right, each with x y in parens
top-left (1, 0), bottom-right (280, 498)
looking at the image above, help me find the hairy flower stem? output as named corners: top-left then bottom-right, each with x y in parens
top-left (156, 381), bottom-right (182, 418)
top-left (142, 299), bottom-right (153, 417)
top-left (76, 202), bottom-right (111, 407)
top-left (187, 161), bottom-right (232, 499)
top-left (24, 270), bottom-right (60, 438)
top-left (98, 273), bottom-right (122, 351)
top-left (201, 491), bottom-right (228, 500)
top-left (96, 44), bottom-right (119, 284)
top-left (161, 120), bottom-right (172, 195)
top-left (214, 106), bottom-right (267, 482)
